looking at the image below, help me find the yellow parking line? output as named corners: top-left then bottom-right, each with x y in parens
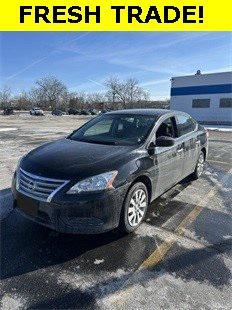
top-left (139, 204), bottom-right (203, 270)
top-left (139, 169), bottom-right (232, 270)
top-left (111, 170), bottom-right (232, 307)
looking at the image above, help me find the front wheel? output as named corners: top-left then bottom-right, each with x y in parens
top-left (119, 182), bottom-right (148, 233)
top-left (191, 151), bottom-right (205, 180)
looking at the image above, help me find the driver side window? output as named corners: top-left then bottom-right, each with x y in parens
top-left (156, 117), bottom-right (176, 139)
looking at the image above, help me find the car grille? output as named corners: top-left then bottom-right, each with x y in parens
top-left (17, 168), bottom-right (69, 202)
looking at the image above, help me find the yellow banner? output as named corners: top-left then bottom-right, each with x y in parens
top-left (0, 0), bottom-right (231, 31)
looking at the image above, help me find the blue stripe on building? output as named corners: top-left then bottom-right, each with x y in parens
top-left (171, 83), bottom-right (232, 96)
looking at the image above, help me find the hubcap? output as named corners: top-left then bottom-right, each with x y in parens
top-left (197, 153), bottom-right (204, 176)
top-left (128, 189), bottom-right (147, 227)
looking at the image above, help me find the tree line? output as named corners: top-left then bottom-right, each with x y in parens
top-left (0, 75), bottom-right (170, 111)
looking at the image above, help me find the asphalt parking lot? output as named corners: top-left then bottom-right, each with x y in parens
top-left (0, 114), bottom-right (231, 309)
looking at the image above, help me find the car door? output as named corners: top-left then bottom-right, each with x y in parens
top-left (151, 116), bottom-right (184, 198)
top-left (175, 113), bottom-right (199, 178)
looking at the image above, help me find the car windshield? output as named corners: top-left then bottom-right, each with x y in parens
top-left (69, 114), bottom-right (158, 146)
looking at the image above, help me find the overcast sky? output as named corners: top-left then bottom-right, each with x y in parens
top-left (0, 32), bottom-right (231, 99)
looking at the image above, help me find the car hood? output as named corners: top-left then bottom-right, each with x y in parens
top-left (21, 138), bottom-right (136, 180)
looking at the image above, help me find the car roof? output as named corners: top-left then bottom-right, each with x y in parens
top-left (106, 108), bottom-right (175, 116)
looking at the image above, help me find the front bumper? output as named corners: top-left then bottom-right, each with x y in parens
top-left (12, 181), bottom-right (128, 234)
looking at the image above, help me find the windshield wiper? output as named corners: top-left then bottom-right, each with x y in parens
top-left (74, 139), bottom-right (118, 145)
top-left (87, 140), bottom-right (118, 145)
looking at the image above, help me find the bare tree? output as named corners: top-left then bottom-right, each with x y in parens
top-left (86, 92), bottom-right (106, 110)
top-left (30, 76), bottom-right (68, 110)
top-left (2, 75), bottom-right (153, 112)
top-left (125, 78), bottom-right (149, 108)
top-left (105, 77), bottom-right (149, 109)
top-left (0, 86), bottom-right (12, 109)
top-left (14, 91), bottom-right (31, 110)
top-left (145, 99), bottom-right (170, 109)
top-left (68, 92), bottom-right (86, 110)
top-left (105, 77), bottom-right (121, 108)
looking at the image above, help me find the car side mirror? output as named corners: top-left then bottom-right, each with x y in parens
top-left (156, 136), bottom-right (175, 147)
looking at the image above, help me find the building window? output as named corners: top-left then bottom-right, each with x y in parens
top-left (192, 99), bottom-right (210, 108)
top-left (220, 98), bottom-right (232, 108)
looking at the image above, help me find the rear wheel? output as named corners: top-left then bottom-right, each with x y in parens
top-left (191, 151), bottom-right (205, 179)
top-left (120, 182), bottom-right (148, 233)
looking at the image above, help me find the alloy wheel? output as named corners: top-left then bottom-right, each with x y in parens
top-left (197, 153), bottom-right (204, 176)
top-left (128, 189), bottom-right (147, 227)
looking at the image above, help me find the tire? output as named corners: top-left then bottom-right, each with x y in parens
top-left (191, 151), bottom-right (205, 180)
top-left (119, 182), bottom-right (149, 233)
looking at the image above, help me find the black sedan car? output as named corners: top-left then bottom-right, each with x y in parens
top-left (12, 109), bottom-right (208, 234)
top-left (52, 109), bottom-right (65, 116)
top-left (68, 108), bottom-right (80, 115)
top-left (3, 107), bottom-right (14, 115)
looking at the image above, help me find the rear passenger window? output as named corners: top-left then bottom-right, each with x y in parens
top-left (176, 115), bottom-right (195, 136)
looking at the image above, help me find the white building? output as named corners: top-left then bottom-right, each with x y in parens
top-left (170, 71), bottom-right (232, 125)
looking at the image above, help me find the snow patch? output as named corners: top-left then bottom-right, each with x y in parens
top-left (223, 235), bottom-right (232, 240)
top-left (0, 128), bottom-right (18, 132)
top-left (57, 268), bottom-right (128, 293)
top-left (99, 269), bottom-right (232, 310)
top-left (204, 125), bottom-right (232, 132)
top-left (94, 259), bottom-right (105, 265)
top-left (137, 223), bottom-right (205, 250)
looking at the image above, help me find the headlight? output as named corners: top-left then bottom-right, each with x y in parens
top-left (67, 171), bottom-right (118, 194)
